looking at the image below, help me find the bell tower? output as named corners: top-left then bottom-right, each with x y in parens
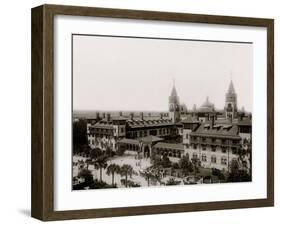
top-left (169, 80), bottom-right (180, 123)
top-left (224, 80), bottom-right (238, 120)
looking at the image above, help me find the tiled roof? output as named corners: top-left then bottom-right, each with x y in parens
top-left (181, 115), bottom-right (199, 124)
top-left (153, 142), bottom-right (184, 150)
top-left (118, 138), bottom-right (140, 145)
top-left (127, 118), bottom-right (173, 128)
top-left (111, 116), bottom-right (127, 121)
top-left (191, 122), bottom-right (240, 139)
top-left (92, 120), bottom-right (113, 129)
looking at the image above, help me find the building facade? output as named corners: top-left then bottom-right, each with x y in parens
top-left (85, 79), bottom-right (251, 172)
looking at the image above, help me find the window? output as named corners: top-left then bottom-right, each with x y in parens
top-left (177, 151), bottom-right (181, 158)
top-left (202, 145), bottom-right (207, 151)
top-left (193, 144), bottom-right (197, 149)
top-left (202, 154), bottom-right (207, 162)
top-left (221, 157), bottom-right (227, 165)
top-left (211, 146), bottom-right (216, 152)
top-left (221, 147), bottom-right (227, 153)
top-left (192, 152), bottom-right (198, 159)
top-left (211, 155), bottom-right (216, 163)
top-left (232, 147), bottom-right (237, 154)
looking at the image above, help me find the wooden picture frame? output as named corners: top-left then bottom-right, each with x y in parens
top-left (31, 4), bottom-right (274, 221)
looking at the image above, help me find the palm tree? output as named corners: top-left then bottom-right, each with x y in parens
top-left (142, 170), bottom-right (155, 186)
top-left (106, 163), bottom-right (120, 186)
top-left (119, 164), bottom-right (134, 187)
top-left (90, 147), bottom-right (103, 160)
top-left (85, 158), bottom-right (92, 170)
top-left (93, 155), bottom-right (108, 182)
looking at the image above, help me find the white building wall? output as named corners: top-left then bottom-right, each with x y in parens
top-left (184, 146), bottom-right (239, 171)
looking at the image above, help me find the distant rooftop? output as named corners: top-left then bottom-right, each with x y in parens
top-left (191, 122), bottom-right (241, 139)
top-left (127, 118), bottom-right (173, 128)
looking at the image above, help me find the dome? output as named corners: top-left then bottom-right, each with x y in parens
top-left (199, 96), bottom-right (215, 112)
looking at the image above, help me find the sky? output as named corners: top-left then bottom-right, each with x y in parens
top-left (73, 35), bottom-right (253, 112)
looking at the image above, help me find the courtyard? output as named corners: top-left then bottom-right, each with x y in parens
top-left (73, 153), bottom-right (155, 188)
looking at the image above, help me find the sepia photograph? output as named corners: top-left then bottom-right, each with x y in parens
top-left (72, 34), bottom-right (253, 190)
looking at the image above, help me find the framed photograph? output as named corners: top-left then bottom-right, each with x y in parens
top-left (31, 4), bottom-right (274, 221)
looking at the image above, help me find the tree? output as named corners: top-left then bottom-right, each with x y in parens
top-left (105, 147), bottom-right (114, 157)
top-left (119, 164), bottom-right (134, 187)
top-left (238, 138), bottom-right (252, 178)
top-left (85, 158), bottom-right (92, 170)
top-left (73, 119), bottom-right (88, 153)
top-left (153, 154), bottom-right (172, 168)
top-left (78, 168), bottom-right (93, 185)
top-left (83, 148), bottom-right (103, 170)
top-left (166, 178), bottom-right (181, 186)
top-left (142, 169), bottom-right (155, 186)
top-left (89, 148), bottom-right (103, 160)
top-left (179, 155), bottom-right (193, 176)
top-left (93, 155), bottom-right (108, 182)
top-left (106, 163), bottom-right (120, 186)
top-left (162, 155), bottom-right (172, 168)
top-left (191, 157), bottom-right (201, 176)
top-left (227, 159), bottom-right (251, 182)
top-left (211, 168), bottom-right (225, 181)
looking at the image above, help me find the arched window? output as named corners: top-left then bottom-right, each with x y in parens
top-left (211, 155), bottom-right (217, 163)
top-left (192, 152), bottom-right (198, 159)
top-left (221, 156), bottom-right (227, 165)
top-left (202, 154), bottom-right (207, 162)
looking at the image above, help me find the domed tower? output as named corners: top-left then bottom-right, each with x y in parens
top-left (169, 80), bottom-right (180, 123)
top-left (224, 80), bottom-right (238, 120)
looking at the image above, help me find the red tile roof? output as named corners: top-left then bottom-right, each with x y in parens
top-left (191, 122), bottom-right (240, 139)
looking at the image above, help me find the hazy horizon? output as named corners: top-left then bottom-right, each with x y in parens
top-left (73, 35), bottom-right (253, 112)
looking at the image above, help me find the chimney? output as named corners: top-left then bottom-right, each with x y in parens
top-left (102, 112), bottom-right (106, 119)
top-left (119, 111), bottom-right (123, 117)
top-left (140, 112), bottom-right (144, 120)
top-left (96, 112), bottom-right (100, 120)
top-left (130, 112), bottom-right (134, 120)
top-left (239, 113), bottom-right (244, 121)
top-left (160, 113), bottom-right (163, 119)
top-left (106, 113), bottom-right (111, 121)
